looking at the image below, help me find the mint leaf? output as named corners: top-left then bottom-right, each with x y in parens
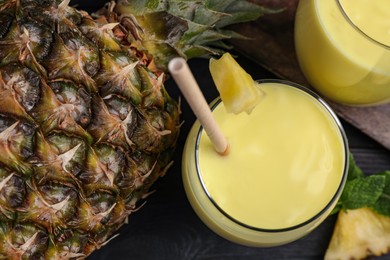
top-left (341, 175), bottom-right (386, 210)
top-left (331, 153), bottom-right (390, 217)
top-left (372, 171), bottom-right (390, 216)
top-left (331, 202), bottom-right (342, 215)
top-left (347, 153), bottom-right (364, 181)
top-left (331, 153), bottom-right (364, 214)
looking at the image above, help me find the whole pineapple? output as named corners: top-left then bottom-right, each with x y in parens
top-left (0, 0), bottom-right (271, 258)
top-left (0, 0), bottom-right (179, 258)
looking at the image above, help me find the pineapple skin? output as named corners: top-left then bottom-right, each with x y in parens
top-left (0, 0), bottom-right (180, 258)
top-left (325, 208), bottom-right (390, 260)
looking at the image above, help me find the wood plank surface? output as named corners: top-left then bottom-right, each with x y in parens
top-left (231, 0), bottom-right (390, 150)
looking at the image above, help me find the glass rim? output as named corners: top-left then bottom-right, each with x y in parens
top-left (193, 79), bottom-right (350, 233)
top-left (336, 0), bottom-right (390, 49)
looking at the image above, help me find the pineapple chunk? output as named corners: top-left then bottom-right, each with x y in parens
top-left (209, 53), bottom-right (265, 114)
top-left (325, 207), bottom-right (390, 260)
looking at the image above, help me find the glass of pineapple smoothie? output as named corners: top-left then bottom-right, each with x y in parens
top-left (294, 0), bottom-right (390, 106)
top-left (182, 80), bottom-right (348, 247)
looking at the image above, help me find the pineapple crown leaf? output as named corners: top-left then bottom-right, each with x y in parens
top-left (180, 21), bottom-right (231, 46)
top-left (207, 0), bottom-right (280, 28)
top-left (116, 0), bottom-right (277, 24)
top-left (111, 0), bottom-right (278, 71)
top-left (183, 44), bottom-right (224, 60)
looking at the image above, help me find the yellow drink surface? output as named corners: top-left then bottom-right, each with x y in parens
top-left (295, 0), bottom-right (390, 105)
top-left (197, 83), bottom-right (346, 230)
top-left (339, 0), bottom-right (390, 46)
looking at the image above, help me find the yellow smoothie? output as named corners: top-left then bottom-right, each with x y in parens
top-left (182, 81), bottom-right (348, 246)
top-left (295, 0), bottom-right (390, 105)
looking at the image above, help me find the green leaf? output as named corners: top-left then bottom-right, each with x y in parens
top-left (117, 0), bottom-right (165, 15)
top-left (184, 45), bottom-right (222, 59)
top-left (347, 152), bottom-right (364, 181)
top-left (113, 0), bottom-right (279, 71)
top-left (372, 171), bottom-right (390, 216)
top-left (341, 175), bottom-right (386, 210)
top-left (212, 1), bottom-right (281, 28)
top-left (330, 152), bottom-right (364, 215)
top-left (193, 5), bottom-right (228, 26)
top-left (331, 153), bottom-right (390, 217)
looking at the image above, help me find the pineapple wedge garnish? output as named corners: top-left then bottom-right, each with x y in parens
top-left (209, 53), bottom-right (265, 114)
top-left (325, 207), bottom-right (390, 260)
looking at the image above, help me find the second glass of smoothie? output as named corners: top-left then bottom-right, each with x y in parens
top-left (295, 0), bottom-right (390, 106)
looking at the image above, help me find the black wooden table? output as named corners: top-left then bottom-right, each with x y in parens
top-left (69, 1), bottom-right (390, 259)
top-left (89, 56), bottom-right (390, 260)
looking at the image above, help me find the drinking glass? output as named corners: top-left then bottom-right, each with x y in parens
top-left (295, 0), bottom-right (390, 106)
top-left (182, 80), bottom-right (349, 246)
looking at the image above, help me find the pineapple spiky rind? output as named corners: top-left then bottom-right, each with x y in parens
top-left (0, 0), bottom-right (180, 257)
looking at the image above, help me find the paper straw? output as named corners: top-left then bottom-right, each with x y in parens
top-left (168, 57), bottom-right (230, 156)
